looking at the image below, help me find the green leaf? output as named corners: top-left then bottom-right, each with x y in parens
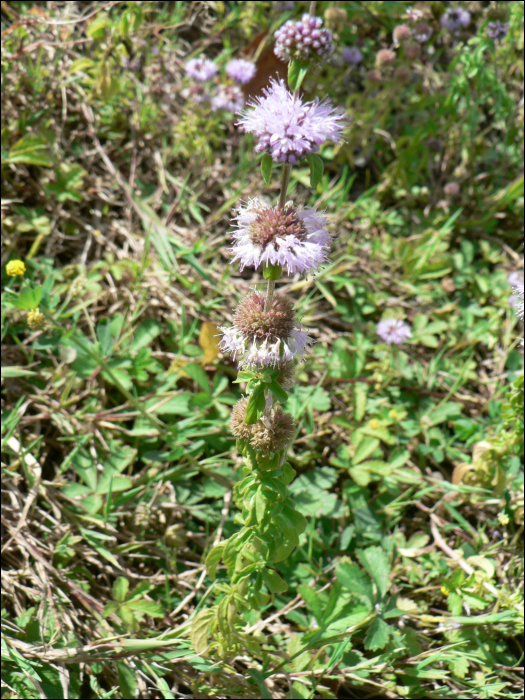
top-left (97, 321), bottom-right (114, 357)
top-left (126, 599), bottom-right (164, 617)
top-left (255, 487), bottom-right (267, 523)
top-left (130, 319), bottom-right (162, 351)
top-left (355, 382), bottom-right (368, 422)
top-left (245, 387), bottom-right (265, 424)
top-left (113, 577), bottom-right (129, 603)
top-left (1, 367), bottom-right (36, 378)
top-left (191, 609), bottom-right (214, 654)
top-left (269, 380), bottom-right (288, 404)
top-left (263, 263), bottom-right (282, 280)
top-left (116, 661), bottom-right (138, 699)
top-left (6, 134), bottom-right (52, 167)
top-left (336, 560), bottom-right (374, 608)
top-left (357, 547), bottom-right (390, 600)
top-left (352, 437), bottom-right (380, 466)
top-left (12, 286), bottom-right (42, 311)
top-left (205, 543), bottom-right (224, 580)
top-left (265, 568), bottom-right (288, 594)
top-left (260, 153), bottom-right (273, 186)
top-left (288, 60), bottom-right (309, 92)
top-left (364, 616), bottom-right (391, 651)
top-left (299, 584), bottom-right (324, 623)
top-left (184, 362), bottom-right (210, 391)
top-left (306, 154), bottom-right (324, 189)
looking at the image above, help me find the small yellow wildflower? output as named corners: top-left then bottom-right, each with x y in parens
top-left (389, 409), bottom-right (400, 421)
top-left (27, 309), bottom-right (46, 331)
top-left (368, 418), bottom-right (381, 430)
top-left (6, 260), bottom-right (26, 277)
top-left (497, 512), bottom-right (509, 527)
top-left (440, 586), bottom-right (450, 597)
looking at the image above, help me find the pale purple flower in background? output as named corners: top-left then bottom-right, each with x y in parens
top-left (180, 83), bottom-right (210, 103)
top-left (226, 58), bottom-right (257, 84)
top-left (406, 8), bottom-right (423, 21)
top-left (509, 274), bottom-right (524, 320)
top-left (230, 198), bottom-right (331, 275)
top-left (185, 57), bottom-right (217, 81)
top-left (342, 46), bottom-right (363, 65)
top-left (441, 8), bottom-right (471, 32)
top-left (413, 23), bottom-right (433, 43)
top-left (274, 14), bottom-right (334, 63)
top-left (211, 84), bottom-right (245, 112)
top-left (377, 319), bottom-right (412, 345)
top-left (487, 21), bottom-right (510, 42)
top-left (237, 79), bottom-right (347, 163)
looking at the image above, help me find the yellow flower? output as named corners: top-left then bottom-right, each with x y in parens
top-left (389, 409), bottom-right (400, 421)
top-left (27, 309), bottom-right (46, 331)
top-left (6, 260), bottom-right (26, 277)
top-left (497, 512), bottom-right (509, 526)
top-left (440, 586), bottom-right (450, 597)
top-left (368, 418), bottom-right (381, 430)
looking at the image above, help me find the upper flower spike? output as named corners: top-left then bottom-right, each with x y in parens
top-left (230, 198), bottom-right (331, 275)
top-left (237, 79), bottom-right (347, 163)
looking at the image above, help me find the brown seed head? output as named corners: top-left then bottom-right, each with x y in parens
top-left (231, 397), bottom-right (253, 441)
top-left (251, 407), bottom-right (296, 455)
top-left (235, 293), bottom-right (296, 344)
top-left (250, 205), bottom-right (307, 251)
top-left (376, 49), bottom-right (396, 66)
top-left (403, 42), bottom-right (421, 59)
top-left (444, 182), bottom-right (460, 197)
top-left (367, 69), bottom-right (382, 83)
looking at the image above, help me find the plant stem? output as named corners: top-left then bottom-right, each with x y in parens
top-left (309, 1), bottom-right (316, 18)
top-left (279, 164), bottom-right (291, 210)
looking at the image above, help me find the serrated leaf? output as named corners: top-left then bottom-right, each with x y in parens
top-left (306, 154), bottom-right (324, 188)
top-left (191, 609), bottom-right (214, 654)
top-left (364, 616), bottom-right (391, 651)
top-left (336, 561), bottom-right (374, 608)
top-left (255, 487), bottom-right (267, 523)
top-left (6, 134), bottom-right (52, 167)
top-left (205, 543), bottom-right (224, 580)
top-left (357, 546), bottom-right (390, 600)
top-left (260, 153), bottom-right (273, 186)
top-left (447, 592), bottom-right (463, 616)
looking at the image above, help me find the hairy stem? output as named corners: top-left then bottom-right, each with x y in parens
top-left (278, 164), bottom-right (291, 210)
top-left (309, 1), bottom-right (316, 18)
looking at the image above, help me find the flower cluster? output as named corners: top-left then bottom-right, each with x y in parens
top-left (6, 260), bottom-right (26, 277)
top-left (487, 21), bottom-right (509, 42)
top-left (342, 46), bottom-right (363, 65)
top-left (237, 80), bottom-right (346, 163)
top-left (219, 292), bottom-right (311, 368)
top-left (274, 14), bottom-right (334, 63)
top-left (229, 199), bottom-right (330, 275)
top-left (231, 398), bottom-right (296, 455)
top-left (441, 8), bottom-right (471, 33)
top-left (376, 319), bottom-right (412, 345)
top-left (183, 55), bottom-right (256, 115)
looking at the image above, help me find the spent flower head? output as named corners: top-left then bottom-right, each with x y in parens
top-left (231, 398), bottom-right (296, 455)
top-left (274, 14), bottom-right (334, 63)
top-left (27, 308), bottom-right (46, 331)
top-left (226, 58), bottom-right (257, 84)
top-left (230, 198), bottom-right (331, 275)
top-left (377, 318), bottom-right (412, 345)
top-left (211, 84), bottom-right (244, 113)
top-left (393, 24), bottom-right (412, 44)
top-left (441, 8), bottom-right (471, 32)
top-left (6, 260), bottom-right (26, 277)
top-left (237, 79), bottom-right (346, 163)
top-left (219, 292), bottom-right (311, 367)
top-left (185, 57), bottom-right (218, 82)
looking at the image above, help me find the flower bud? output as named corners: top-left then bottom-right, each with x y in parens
top-left (403, 42), bottom-right (421, 60)
top-left (444, 182), bottom-right (460, 197)
top-left (27, 309), bottom-right (46, 331)
top-left (367, 69), bottom-right (382, 83)
top-left (393, 24), bottom-right (412, 44)
top-left (376, 49), bottom-right (396, 66)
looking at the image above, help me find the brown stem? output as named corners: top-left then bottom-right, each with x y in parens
top-left (309, 1), bottom-right (316, 18)
top-left (279, 164), bottom-right (291, 210)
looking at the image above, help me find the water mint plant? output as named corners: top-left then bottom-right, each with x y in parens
top-left (191, 7), bottom-right (347, 658)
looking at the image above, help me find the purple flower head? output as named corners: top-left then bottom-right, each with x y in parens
top-left (219, 292), bottom-right (312, 368)
top-left (226, 58), bottom-right (257, 84)
top-left (441, 8), bottom-right (471, 32)
top-left (230, 199), bottom-right (331, 275)
top-left (185, 57), bottom-right (217, 81)
top-left (509, 275), bottom-right (524, 321)
top-left (211, 84), bottom-right (244, 112)
top-left (413, 23), bottom-right (433, 43)
top-left (377, 319), bottom-right (412, 345)
top-left (180, 83), bottom-right (210, 104)
top-left (342, 46), bottom-right (363, 65)
top-left (237, 79), bottom-right (347, 163)
top-left (487, 21), bottom-right (509, 41)
top-left (274, 14), bottom-right (334, 63)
